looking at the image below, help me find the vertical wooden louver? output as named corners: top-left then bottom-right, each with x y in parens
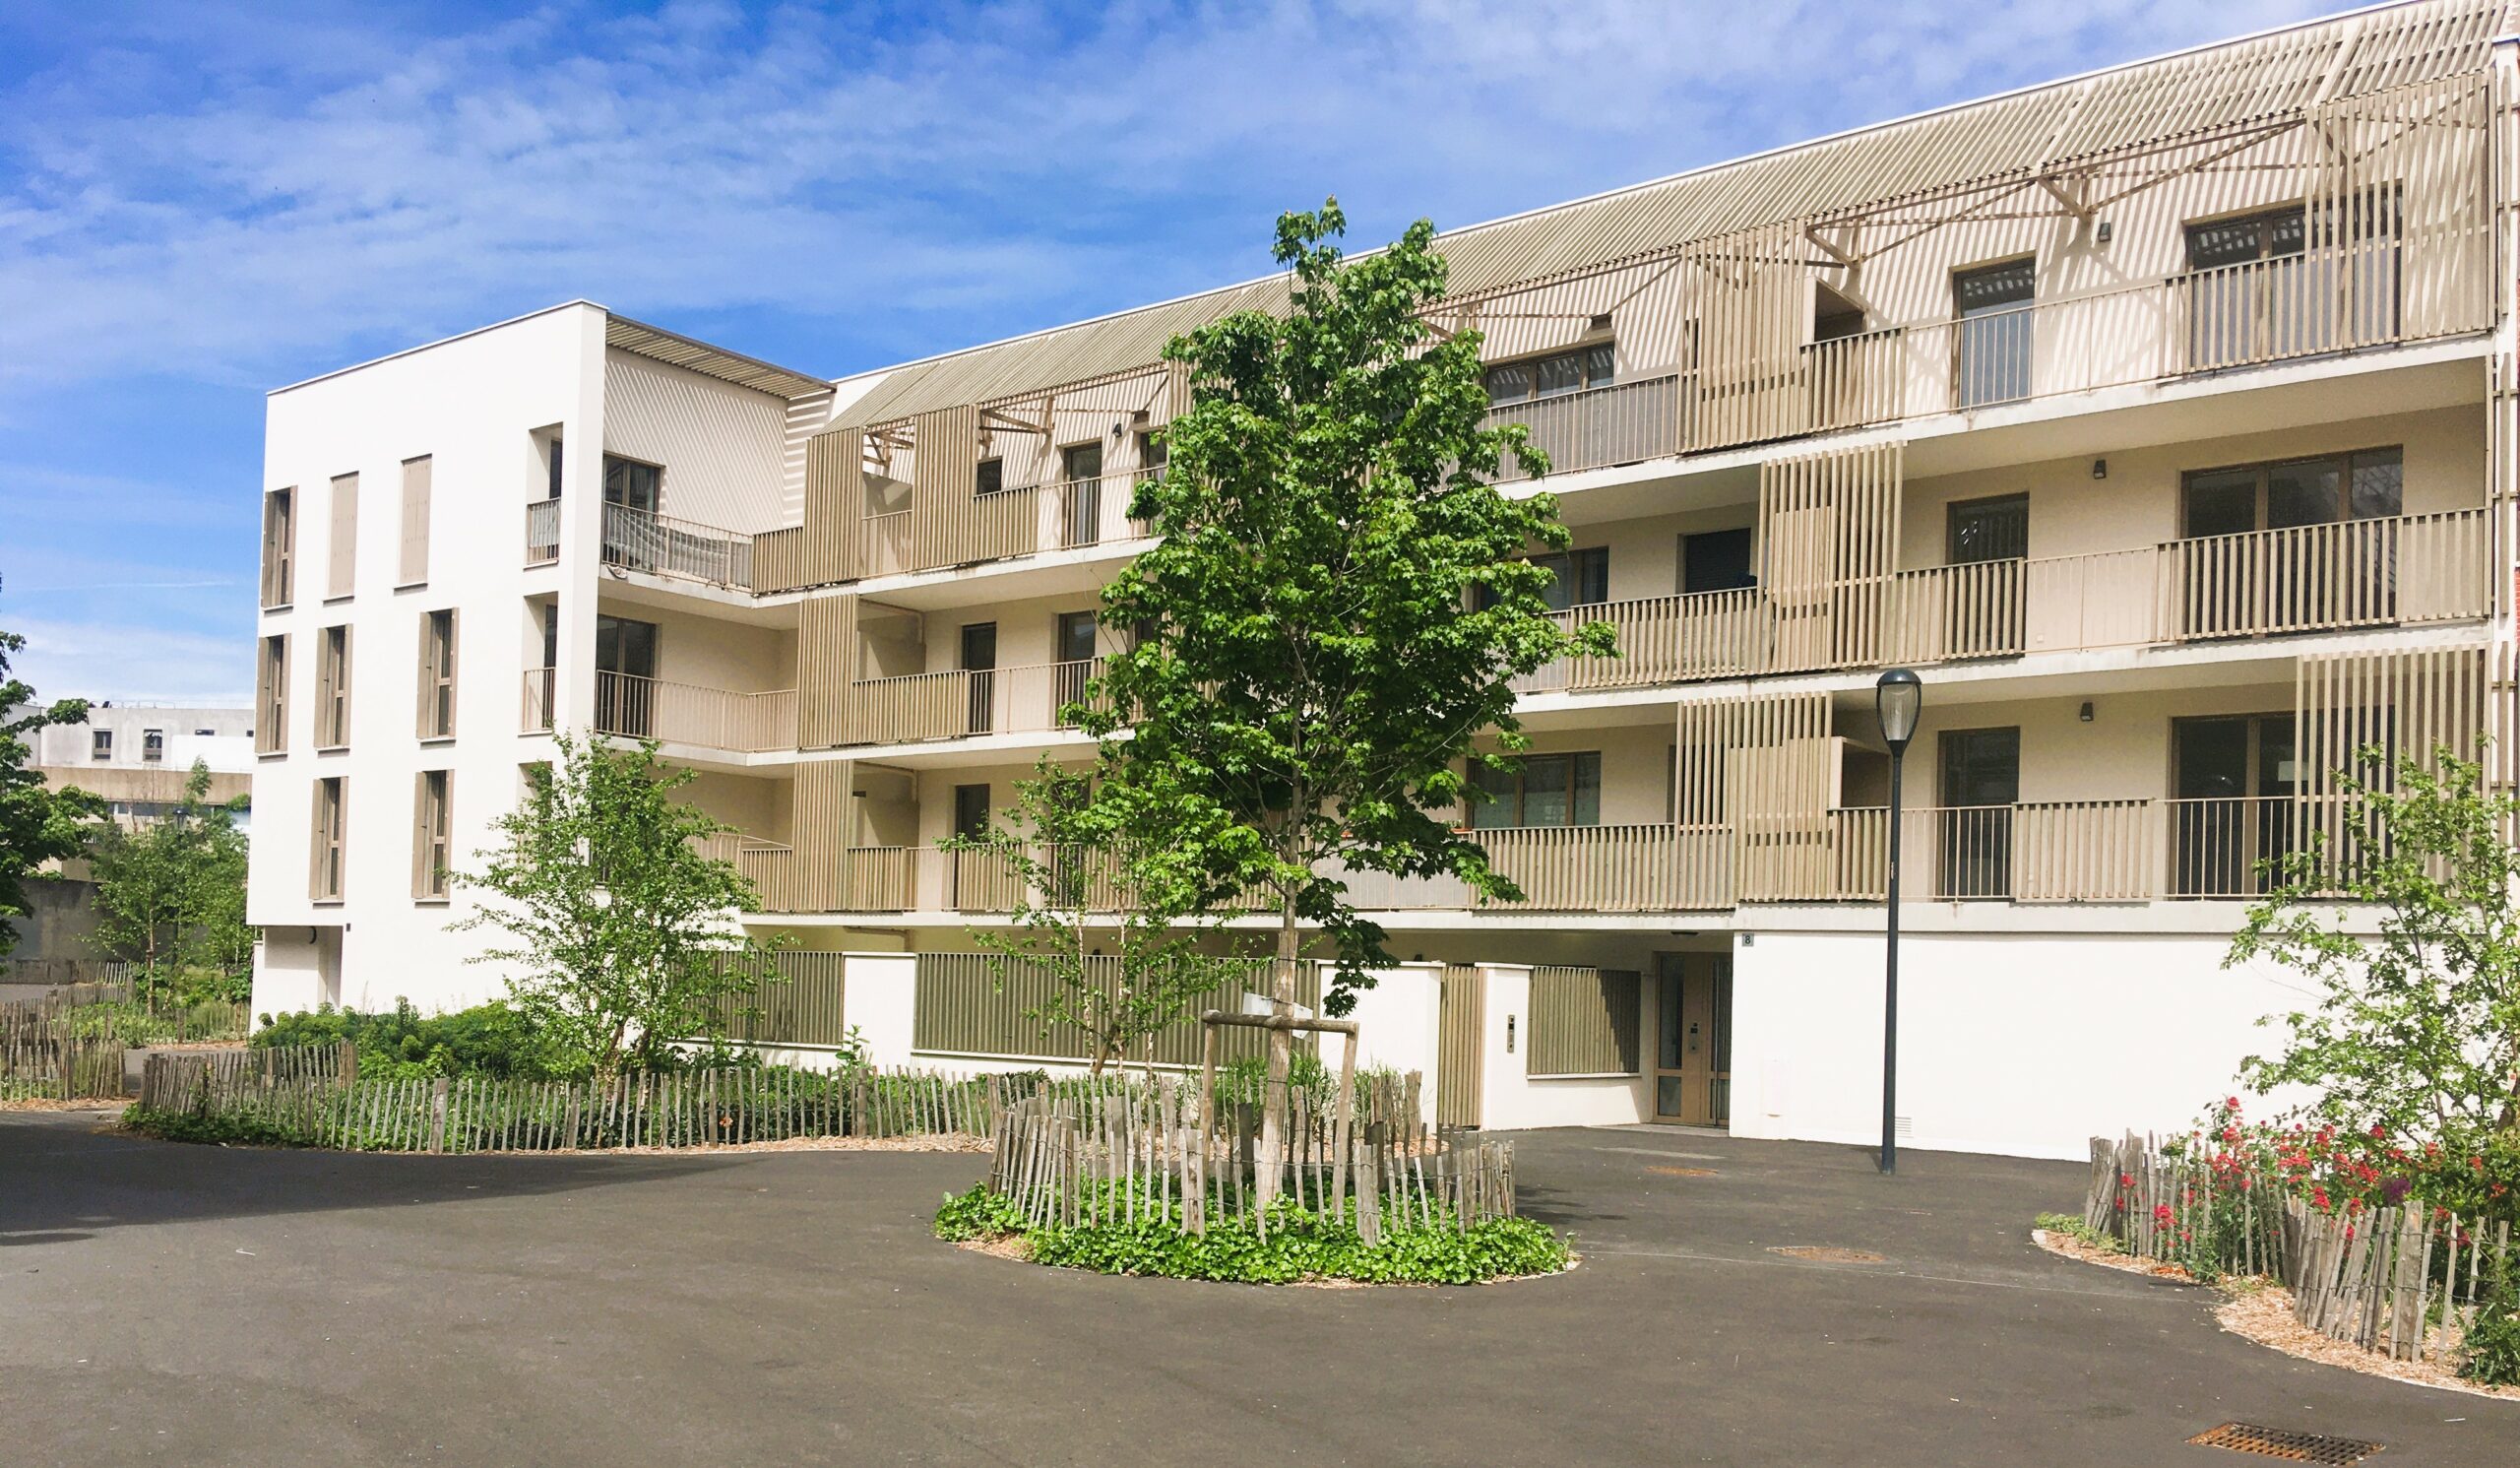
top-left (327, 474), bottom-right (358, 600)
top-left (1673, 692), bottom-right (1839, 907)
top-left (797, 595), bottom-right (860, 748)
top-left (789, 760), bottom-right (854, 913)
top-left (261, 488), bottom-right (296, 608)
top-left (1680, 220), bottom-right (1815, 453)
top-left (398, 457), bottom-right (432, 586)
top-left (788, 426), bottom-right (862, 588)
top-left (1757, 443), bottom-right (1903, 672)
top-left (2295, 645), bottom-right (2488, 872)
top-left (2304, 73), bottom-right (2493, 350)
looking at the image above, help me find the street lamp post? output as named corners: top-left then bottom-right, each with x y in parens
top-left (1874, 669), bottom-right (1922, 1176)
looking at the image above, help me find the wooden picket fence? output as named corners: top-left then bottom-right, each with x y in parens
top-left (0, 986), bottom-right (250, 1049)
top-left (133, 1044), bottom-right (1158, 1154)
top-left (0, 1037), bottom-right (125, 1100)
top-left (2084, 1132), bottom-right (2515, 1366)
top-left (983, 1068), bottom-right (1511, 1240)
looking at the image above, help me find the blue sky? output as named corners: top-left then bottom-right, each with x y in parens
top-left (0, 0), bottom-right (2338, 704)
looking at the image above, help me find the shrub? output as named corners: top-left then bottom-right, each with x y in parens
top-left (255, 1000), bottom-right (575, 1080)
top-left (2463, 1256), bottom-right (2520, 1387)
top-left (2034, 1211), bottom-right (2119, 1254)
top-left (931, 1182), bottom-right (1570, 1285)
top-left (122, 1105), bottom-right (304, 1147)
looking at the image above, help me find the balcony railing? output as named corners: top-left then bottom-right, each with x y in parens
top-left (1511, 509), bottom-right (2487, 696)
top-left (1484, 375), bottom-right (1683, 482)
top-left (849, 658), bottom-right (1105, 745)
top-left (592, 670), bottom-right (794, 752)
top-left (600, 503), bottom-right (755, 589)
top-left (520, 667), bottom-right (556, 733)
top-left (524, 499), bottom-right (562, 566)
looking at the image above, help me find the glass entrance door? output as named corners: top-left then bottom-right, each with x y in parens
top-left (1653, 952), bottom-right (1732, 1126)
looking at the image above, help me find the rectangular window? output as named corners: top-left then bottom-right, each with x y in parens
top-left (1681, 529), bottom-right (1755, 593)
top-left (1482, 546), bottom-right (1608, 610)
top-left (413, 770), bottom-right (453, 900)
top-left (546, 436), bottom-right (565, 499)
top-left (1469, 752), bottom-right (1602, 829)
top-left (261, 487), bottom-right (296, 608)
top-left (316, 625), bottom-right (352, 748)
top-left (142, 729), bottom-right (164, 762)
top-left (1136, 430), bottom-right (1166, 480)
top-left (327, 473), bottom-right (358, 600)
top-left (600, 454), bottom-right (660, 514)
top-left (91, 728), bottom-right (112, 760)
top-left (399, 456), bottom-right (432, 586)
top-left (2179, 448), bottom-right (2402, 537)
top-left (257, 634), bottom-right (290, 754)
top-left (418, 609), bottom-right (459, 739)
top-left (1054, 610), bottom-right (1098, 666)
top-left (952, 783), bottom-right (992, 840)
top-left (1060, 441), bottom-right (1102, 484)
top-left (1484, 344), bottom-right (1615, 405)
top-left (310, 776), bottom-right (346, 901)
top-left (1952, 258), bottom-right (2035, 408)
top-left (975, 458), bottom-right (1005, 496)
top-left (594, 613), bottom-right (658, 738)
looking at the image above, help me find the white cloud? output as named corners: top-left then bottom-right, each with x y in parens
top-left (3, 614), bottom-right (252, 706)
top-left (0, 0), bottom-right (2339, 396)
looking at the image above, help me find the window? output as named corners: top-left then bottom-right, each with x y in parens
top-left (261, 487), bottom-right (296, 608)
top-left (1484, 344), bottom-right (1615, 405)
top-left (316, 625), bottom-right (352, 748)
top-left (975, 458), bottom-right (1005, 496)
top-left (2186, 205), bottom-right (2305, 272)
top-left (310, 777), bottom-right (346, 901)
top-left (1060, 441), bottom-right (1102, 485)
top-left (1681, 529), bottom-right (1755, 593)
top-left (2180, 448), bottom-right (2402, 538)
top-left (594, 614), bottom-right (659, 737)
top-left (327, 473), bottom-right (358, 600)
top-left (1934, 727), bottom-right (2020, 900)
top-left (1947, 494), bottom-right (2030, 563)
top-left (1470, 752), bottom-right (1602, 829)
top-left (413, 770), bottom-right (452, 900)
top-left (1054, 611), bottom-right (1098, 666)
top-left (257, 634), bottom-right (290, 754)
top-left (1056, 443), bottom-right (1106, 546)
top-left (142, 729), bottom-right (164, 762)
top-left (546, 436), bottom-right (565, 499)
top-left (399, 456), bottom-right (433, 586)
top-left (601, 455), bottom-right (660, 514)
top-left (91, 728), bottom-right (112, 760)
top-left (1952, 258), bottom-right (2034, 408)
top-left (952, 784), bottom-right (992, 840)
top-left (1484, 546), bottom-right (1608, 611)
top-left (1136, 430), bottom-right (1166, 480)
top-left (2172, 714), bottom-right (2300, 897)
top-left (418, 609), bottom-right (458, 739)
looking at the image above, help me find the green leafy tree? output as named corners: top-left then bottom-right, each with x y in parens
top-left (948, 759), bottom-right (1246, 1077)
top-left (86, 760), bottom-right (253, 1000)
top-left (0, 628), bottom-right (100, 955)
top-left (2229, 745), bottom-right (2520, 1148)
top-left (452, 733), bottom-right (784, 1079)
top-left (1083, 200), bottom-right (1612, 1196)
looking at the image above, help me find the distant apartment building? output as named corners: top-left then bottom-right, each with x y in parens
top-left (247, 0), bottom-right (2520, 1158)
top-left (31, 703), bottom-right (254, 830)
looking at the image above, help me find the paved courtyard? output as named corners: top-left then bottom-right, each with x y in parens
top-left (1, 1111), bottom-right (2510, 1465)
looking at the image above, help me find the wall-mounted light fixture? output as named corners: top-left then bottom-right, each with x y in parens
top-left (2092, 458), bottom-right (2108, 480)
top-left (2079, 701), bottom-right (2095, 723)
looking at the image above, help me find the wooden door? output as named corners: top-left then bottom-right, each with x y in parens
top-left (1653, 953), bottom-right (1732, 1126)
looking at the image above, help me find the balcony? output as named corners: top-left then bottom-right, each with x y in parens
top-left (524, 499), bottom-right (561, 566)
top-left (1516, 509), bottom-right (2488, 692)
top-left (593, 670), bottom-right (794, 753)
top-left (520, 668), bottom-right (556, 733)
top-left (848, 658), bottom-right (1104, 745)
top-left (600, 503), bottom-right (755, 589)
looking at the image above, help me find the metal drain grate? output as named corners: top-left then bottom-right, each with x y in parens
top-left (2188, 1423), bottom-right (2382, 1464)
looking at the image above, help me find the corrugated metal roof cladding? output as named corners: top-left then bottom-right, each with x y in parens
top-left (830, 0), bottom-right (2508, 433)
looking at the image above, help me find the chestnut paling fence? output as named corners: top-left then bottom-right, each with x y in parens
top-left (982, 1069), bottom-right (1509, 1240)
top-left (0, 983), bottom-right (252, 1100)
top-left (2081, 1133), bottom-right (2516, 1367)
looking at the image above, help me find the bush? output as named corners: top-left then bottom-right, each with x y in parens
top-left (255, 999), bottom-right (575, 1080)
top-left (122, 1105), bottom-right (304, 1147)
top-left (2464, 1258), bottom-right (2520, 1387)
top-left (931, 1183), bottom-right (1570, 1285)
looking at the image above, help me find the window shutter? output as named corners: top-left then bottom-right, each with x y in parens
top-left (399, 457), bottom-right (432, 586)
top-left (443, 609), bottom-right (459, 735)
top-left (262, 489), bottom-right (296, 607)
top-left (310, 782), bottom-right (328, 900)
top-left (328, 474), bottom-right (359, 599)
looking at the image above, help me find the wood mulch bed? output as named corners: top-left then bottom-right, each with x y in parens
top-left (2033, 1228), bottom-right (2520, 1402)
top-left (0, 1098), bottom-right (124, 1113)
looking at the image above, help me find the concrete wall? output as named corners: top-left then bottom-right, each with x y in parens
top-left (1730, 928), bottom-right (2299, 1161)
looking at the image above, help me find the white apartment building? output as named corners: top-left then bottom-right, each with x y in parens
top-left (249, 0), bottom-right (2520, 1159)
top-left (29, 703), bottom-right (254, 828)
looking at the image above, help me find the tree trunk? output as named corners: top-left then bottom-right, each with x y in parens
top-left (1256, 893), bottom-right (1299, 1208)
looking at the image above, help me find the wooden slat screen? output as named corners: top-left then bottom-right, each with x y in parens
top-left (327, 473), bottom-right (358, 600)
top-left (255, 634), bottom-right (289, 755)
top-left (1436, 963), bottom-right (1484, 1126)
top-left (398, 456), bottom-right (431, 586)
top-left (797, 595), bottom-right (858, 748)
top-left (1526, 966), bottom-right (1642, 1077)
top-left (1758, 442), bottom-right (1902, 672)
top-left (910, 952), bottom-right (1294, 1067)
top-left (1681, 220), bottom-right (1813, 453)
top-left (2296, 643), bottom-right (2488, 870)
top-left (788, 760), bottom-right (852, 913)
top-left (713, 951), bottom-right (850, 1048)
top-left (261, 487), bottom-right (295, 608)
top-left (1674, 691), bottom-right (1837, 907)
